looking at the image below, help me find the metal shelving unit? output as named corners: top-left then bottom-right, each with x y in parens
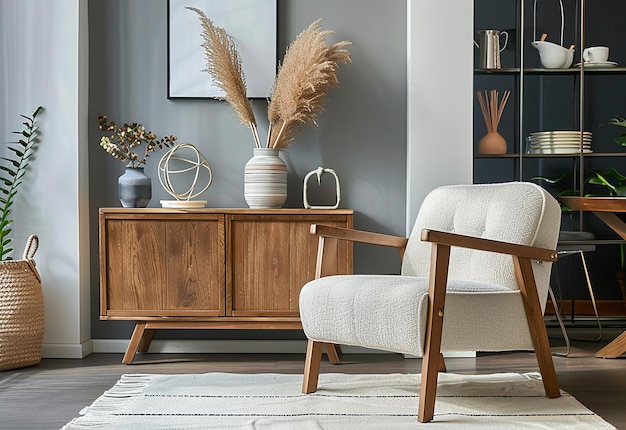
top-left (474, 0), bottom-right (626, 315)
top-left (474, 0), bottom-right (626, 185)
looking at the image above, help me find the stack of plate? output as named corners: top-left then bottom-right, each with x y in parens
top-left (528, 131), bottom-right (592, 154)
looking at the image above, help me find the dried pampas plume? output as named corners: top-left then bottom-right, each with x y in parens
top-left (267, 19), bottom-right (351, 149)
top-left (187, 10), bottom-right (351, 150)
top-left (186, 7), bottom-right (261, 147)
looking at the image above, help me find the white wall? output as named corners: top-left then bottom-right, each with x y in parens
top-left (0, 0), bottom-right (91, 358)
top-left (406, 0), bottom-right (474, 233)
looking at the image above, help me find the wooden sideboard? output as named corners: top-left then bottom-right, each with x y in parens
top-left (99, 208), bottom-right (353, 363)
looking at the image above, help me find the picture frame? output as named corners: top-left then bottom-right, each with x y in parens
top-left (167, 0), bottom-right (277, 99)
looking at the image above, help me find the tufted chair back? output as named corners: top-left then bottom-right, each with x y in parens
top-left (401, 182), bottom-right (561, 309)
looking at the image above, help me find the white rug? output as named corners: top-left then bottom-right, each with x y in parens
top-left (62, 372), bottom-right (615, 429)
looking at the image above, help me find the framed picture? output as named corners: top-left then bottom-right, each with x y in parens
top-left (167, 0), bottom-right (277, 99)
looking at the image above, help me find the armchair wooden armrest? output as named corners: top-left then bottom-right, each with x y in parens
top-left (310, 224), bottom-right (409, 249)
top-left (309, 224), bottom-right (409, 279)
top-left (420, 229), bottom-right (558, 262)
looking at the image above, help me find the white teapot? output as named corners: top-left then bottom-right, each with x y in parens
top-left (532, 40), bottom-right (573, 69)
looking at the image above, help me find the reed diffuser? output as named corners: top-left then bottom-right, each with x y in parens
top-left (476, 89), bottom-right (510, 154)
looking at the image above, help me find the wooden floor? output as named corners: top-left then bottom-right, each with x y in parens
top-left (1, 326), bottom-right (625, 429)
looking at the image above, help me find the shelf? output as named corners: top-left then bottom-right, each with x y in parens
top-left (475, 67), bottom-right (626, 75)
top-left (475, 153), bottom-right (626, 159)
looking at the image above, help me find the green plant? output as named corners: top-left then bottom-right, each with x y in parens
top-left (97, 115), bottom-right (177, 168)
top-left (586, 167), bottom-right (626, 197)
top-left (586, 167), bottom-right (626, 273)
top-left (605, 115), bottom-right (626, 147)
top-left (533, 167), bottom-right (626, 197)
top-left (0, 106), bottom-right (43, 260)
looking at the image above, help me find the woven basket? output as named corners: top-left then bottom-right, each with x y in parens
top-left (0, 235), bottom-right (43, 371)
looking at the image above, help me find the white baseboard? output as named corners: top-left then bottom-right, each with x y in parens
top-left (404, 351), bottom-right (477, 359)
top-left (41, 339), bottom-right (476, 359)
top-left (91, 339), bottom-right (476, 357)
top-left (42, 339), bottom-right (93, 359)
top-left (40, 338), bottom-right (477, 358)
top-left (92, 339), bottom-right (397, 355)
top-left (443, 351), bottom-right (476, 358)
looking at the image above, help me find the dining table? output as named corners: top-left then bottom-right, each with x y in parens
top-left (559, 196), bottom-right (626, 358)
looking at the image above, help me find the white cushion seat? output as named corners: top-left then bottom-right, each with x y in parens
top-left (301, 274), bottom-right (533, 356)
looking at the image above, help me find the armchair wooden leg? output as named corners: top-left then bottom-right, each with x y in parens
top-left (302, 339), bottom-right (324, 394)
top-left (515, 257), bottom-right (561, 399)
top-left (418, 243), bottom-right (451, 423)
top-left (325, 343), bottom-right (341, 364)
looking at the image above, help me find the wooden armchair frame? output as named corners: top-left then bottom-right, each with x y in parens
top-left (301, 224), bottom-right (560, 423)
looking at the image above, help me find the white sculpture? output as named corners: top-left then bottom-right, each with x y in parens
top-left (303, 167), bottom-right (341, 209)
top-left (158, 143), bottom-right (213, 208)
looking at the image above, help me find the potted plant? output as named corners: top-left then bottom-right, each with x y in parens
top-left (96, 115), bottom-right (177, 208)
top-left (0, 106), bottom-right (45, 370)
top-left (533, 167), bottom-right (626, 198)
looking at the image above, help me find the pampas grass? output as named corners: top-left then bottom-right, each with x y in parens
top-left (267, 19), bottom-right (351, 149)
top-left (187, 9), bottom-right (351, 150)
top-left (186, 7), bottom-right (261, 147)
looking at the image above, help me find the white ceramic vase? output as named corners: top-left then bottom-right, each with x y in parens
top-left (244, 148), bottom-right (287, 208)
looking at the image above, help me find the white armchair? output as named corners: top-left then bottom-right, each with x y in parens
top-left (299, 182), bottom-right (562, 422)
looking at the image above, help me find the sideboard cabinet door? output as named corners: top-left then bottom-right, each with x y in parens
top-left (227, 214), bottom-right (353, 317)
top-left (100, 213), bottom-right (225, 318)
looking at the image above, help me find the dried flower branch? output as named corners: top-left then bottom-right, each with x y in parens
top-left (187, 11), bottom-right (351, 150)
top-left (97, 115), bottom-right (177, 168)
top-left (186, 7), bottom-right (260, 147)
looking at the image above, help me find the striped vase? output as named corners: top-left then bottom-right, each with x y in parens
top-left (244, 148), bottom-right (287, 208)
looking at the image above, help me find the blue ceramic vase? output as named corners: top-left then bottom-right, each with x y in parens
top-left (118, 167), bottom-right (151, 208)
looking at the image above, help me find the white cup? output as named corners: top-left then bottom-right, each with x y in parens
top-left (583, 46), bottom-right (609, 63)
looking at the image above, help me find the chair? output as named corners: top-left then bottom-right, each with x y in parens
top-left (547, 231), bottom-right (603, 356)
top-left (299, 182), bottom-right (562, 423)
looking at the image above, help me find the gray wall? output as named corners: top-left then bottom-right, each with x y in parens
top-left (89, 0), bottom-right (407, 340)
